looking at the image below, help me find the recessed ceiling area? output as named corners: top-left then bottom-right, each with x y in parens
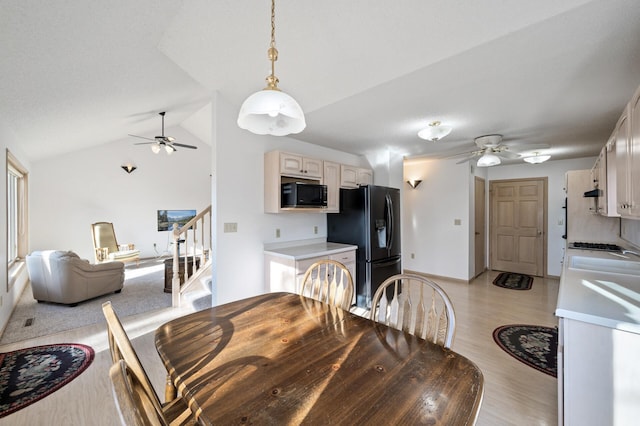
top-left (2, 0), bottom-right (639, 164)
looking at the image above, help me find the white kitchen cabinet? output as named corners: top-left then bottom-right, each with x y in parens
top-left (340, 165), bottom-right (373, 188)
top-left (628, 84), bottom-right (640, 217)
top-left (558, 318), bottom-right (640, 425)
top-left (264, 243), bottom-right (357, 305)
top-left (323, 161), bottom-right (340, 213)
top-left (592, 141), bottom-right (619, 217)
top-left (615, 104), bottom-right (632, 216)
top-left (279, 152), bottom-right (323, 179)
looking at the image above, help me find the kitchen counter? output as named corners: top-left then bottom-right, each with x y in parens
top-left (556, 248), bottom-right (640, 334)
top-left (264, 242), bottom-right (358, 260)
top-left (555, 247), bottom-right (640, 425)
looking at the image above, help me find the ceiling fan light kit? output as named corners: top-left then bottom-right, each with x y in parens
top-left (476, 152), bottom-right (501, 167)
top-left (418, 121), bottom-right (452, 142)
top-left (237, 0), bottom-right (305, 136)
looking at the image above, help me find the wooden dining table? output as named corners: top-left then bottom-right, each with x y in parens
top-left (155, 292), bottom-right (484, 425)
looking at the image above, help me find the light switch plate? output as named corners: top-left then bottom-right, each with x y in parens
top-left (223, 223), bottom-right (238, 233)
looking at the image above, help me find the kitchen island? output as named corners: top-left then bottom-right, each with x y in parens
top-left (556, 247), bottom-right (640, 426)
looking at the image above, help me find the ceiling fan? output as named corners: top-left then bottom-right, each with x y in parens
top-left (450, 134), bottom-right (549, 167)
top-left (129, 112), bottom-right (197, 154)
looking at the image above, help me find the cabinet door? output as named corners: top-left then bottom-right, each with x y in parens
top-left (357, 168), bottom-right (373, 186)
top-left (629, 85), bottom-right (640, 217)
top-left (280, 153), bottom-right (305, 176)
top-left (323, 161), bottom-right (340, 213)
top-left (615, 107), bottom-right (631, 216)
top-left (340, 165), bottom-right (358, 188)
top-left (303, 158), bottom-right (323, 178)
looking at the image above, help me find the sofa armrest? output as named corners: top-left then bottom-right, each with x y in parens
top-left (71, 258), bottom-right (125, 272)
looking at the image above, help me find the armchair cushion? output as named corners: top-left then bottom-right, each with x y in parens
top-left (26, 250), bottom-right (124, 305)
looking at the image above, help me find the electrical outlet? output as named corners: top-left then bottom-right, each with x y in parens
top-left (224, 223), bottom-right (238, 233)
top-left (153, 243), bottom-right (157, 249)
top-left (276, 228), bottom-right (281, 238)
top-left (411, 253), bottom-right (415, 259)
top-left (313, 226), bottom-right (318, 234)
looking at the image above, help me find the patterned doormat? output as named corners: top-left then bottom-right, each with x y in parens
top-left (492, 272), bottom-right (533, 290)
top-left (493, 325), bottom-right (557, 377)
top-left (0, 343), bottom-right (94, 418)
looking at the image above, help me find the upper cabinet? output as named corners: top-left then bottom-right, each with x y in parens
top-left (613, 84), bottom-right (640, 219)
top-left (265, 151), bottom-right (373, 214)
top-left (323, 161), bottom-right (340, 213)
top-left (279, 152), bottom-right (323, 179)
top-left (340, 165), bottom-right (373, 188)
top-left (592, 140), bottom-right (619, 217)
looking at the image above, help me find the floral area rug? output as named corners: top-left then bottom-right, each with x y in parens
top-left (493, 325), bottom-right (557, 377)
top-left (492, 272), bottom-right (533, 290)
top-left (0, 343), bottom-right (94, 418)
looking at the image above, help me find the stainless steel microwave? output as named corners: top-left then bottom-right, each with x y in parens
top-left (281, 182), bottom-right (327, 208)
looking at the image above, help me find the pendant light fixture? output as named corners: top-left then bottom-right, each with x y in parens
top-left (237, 0), bottom-right (305, 136)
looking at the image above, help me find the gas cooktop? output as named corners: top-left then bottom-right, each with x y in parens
top-left (568, 242), bottom-right (622, 252)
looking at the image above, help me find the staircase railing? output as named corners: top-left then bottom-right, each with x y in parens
top-left (171, 205), bottom-right (212, 307)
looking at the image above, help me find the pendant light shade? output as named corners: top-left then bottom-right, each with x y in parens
top-left (237, 0), bottom-right (305, 136)
top-left (476, 153), bottom-right (501, 167)
top-left (238, 90), bottom-right (305, 136)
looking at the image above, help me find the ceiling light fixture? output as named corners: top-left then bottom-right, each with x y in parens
top-left (237, 0), bottom-right (305, 136)
top-left (476, 153), bottom-right (501, 167)
top-left (523, 153), bottom-right (551, 164)
top-left (418, 121), bottom-right (452, 142)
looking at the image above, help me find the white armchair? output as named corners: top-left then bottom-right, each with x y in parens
top-left (26, 250), bottom-right (124, 306)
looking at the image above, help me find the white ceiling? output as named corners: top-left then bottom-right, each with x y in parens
top-left (3, 0), bottom-right (640, 164)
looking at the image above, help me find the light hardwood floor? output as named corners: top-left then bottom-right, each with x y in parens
top-left (0, 270), bottom-right (558, 425)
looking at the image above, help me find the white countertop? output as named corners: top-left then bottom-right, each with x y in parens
top-left (264, 242), bottom-right (358, 260)
top-left (556, 248), bottom-right (640, 334)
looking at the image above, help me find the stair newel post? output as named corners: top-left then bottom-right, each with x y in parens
top-left (171, 223), bottom-right (181, 307)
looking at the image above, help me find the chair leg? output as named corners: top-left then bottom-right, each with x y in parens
top-left (165, 374), bottom-right (177, 402)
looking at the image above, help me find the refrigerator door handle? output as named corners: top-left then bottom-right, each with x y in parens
top-left (386, 194), bottom-right (393, 252)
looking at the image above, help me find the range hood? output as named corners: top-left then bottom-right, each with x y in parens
top-left (584, 189), bottom-right (600, 198)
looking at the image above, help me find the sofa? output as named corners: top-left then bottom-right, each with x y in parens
top-left (26, 250), bottom-right (125, 306)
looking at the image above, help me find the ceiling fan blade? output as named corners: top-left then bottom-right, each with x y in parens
top-left (129, 134), bottom-right (156, 142)
top-left (172, 142), bottom-right (198, 149)
top-left (133, 142), bottom-right (157, 146)
top-left (456, 154), bottom-right (479, 164)
top-left (496, 150), bottom-right (519, 159)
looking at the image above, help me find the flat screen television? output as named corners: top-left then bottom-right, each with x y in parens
top-left (157, 209), bottom-right (196, 232)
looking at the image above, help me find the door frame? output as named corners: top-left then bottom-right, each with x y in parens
top-left (474, 176), bottom-right (486, 278)
top-left (488, 177), bottom-right (548, 277)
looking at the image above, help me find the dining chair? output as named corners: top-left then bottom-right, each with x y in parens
top-left (370, 273), bottom-right (456, 349)
top-left (102, 301), bottom-right (195, 425)
top-left (300, 259), bottom-right (354, 310)
top-left (109, 359), bottom-right (194, 426)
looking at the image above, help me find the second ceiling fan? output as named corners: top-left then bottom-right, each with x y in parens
top-left (129, 112), bottom-right (197, 154)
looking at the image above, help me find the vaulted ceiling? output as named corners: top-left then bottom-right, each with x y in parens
top-left (3, 0), bottom-right (640, 164)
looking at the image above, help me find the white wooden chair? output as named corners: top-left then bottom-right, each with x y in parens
top-left (300, 259), bottom-right (354, 310)
top-left (102, 301), bottom-right (195, 425)
top-left (370, 273), bottom-right (456, 348)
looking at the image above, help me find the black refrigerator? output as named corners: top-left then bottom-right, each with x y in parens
top-left (327, 185), bottom-right (401, 309)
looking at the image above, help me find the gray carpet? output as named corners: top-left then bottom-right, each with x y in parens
top-left (0, 259), bottom-right (177, 345)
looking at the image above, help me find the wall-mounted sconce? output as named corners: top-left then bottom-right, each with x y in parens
top-left (121, 163), bottom-right (137, 174)
top-left (406, 179), bottom-right (422, 189)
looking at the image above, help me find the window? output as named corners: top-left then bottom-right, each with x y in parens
top-left (6, 150), bottom-right (28, 282)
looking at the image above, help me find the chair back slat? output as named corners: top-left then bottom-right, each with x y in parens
top-left (370, 274), bottom-right (456, 349)
top-left (110, 360), bottom-right (166, 426)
